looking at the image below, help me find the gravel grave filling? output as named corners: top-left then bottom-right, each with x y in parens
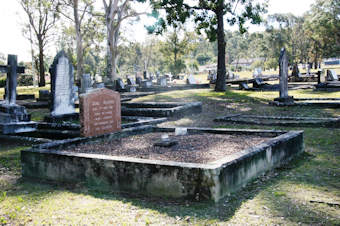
top-left (63, 132), bottom-right (270, 164)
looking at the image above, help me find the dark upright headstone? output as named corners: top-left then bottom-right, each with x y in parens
top-left (116, 78), bottom-right (125, 91)
top-left (127, 77), bottom-right (136, 86)
top-left (136, 77), bottom-right (143, 86)
top-left (292, 63), bottom-right (300, 77)
top-left (274, 48), bottom-right (294, 104)
top-left (143, 71), bottom-right (148, 79)
top-left (50, 51), bottom-right (76, 116)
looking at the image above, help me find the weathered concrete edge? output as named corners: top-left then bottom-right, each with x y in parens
top-left (204, 130), bottom-right (304, 202)
top-left (21, 126), bottom-right (304, 202)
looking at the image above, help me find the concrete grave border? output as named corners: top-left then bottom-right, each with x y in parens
top-left (15, 116), bottom-right (167, 140)
top-left (121, 102), bottom-right (202, 117)
top-left (214, 114), bottom-right (340, 128)
top-left (21, 126), bottom-right (304, 202)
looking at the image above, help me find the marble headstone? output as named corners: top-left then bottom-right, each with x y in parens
top-left (50, 51), bottom-right (76, 116)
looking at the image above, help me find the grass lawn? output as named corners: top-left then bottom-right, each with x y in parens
top-left (1, 87), bottom-right (340, 225)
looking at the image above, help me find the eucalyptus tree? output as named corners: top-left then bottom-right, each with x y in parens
top-left (304, 0), bottom-right (340, 67)
top-left (148, 0), bottom-right (266, 91)
top-left (58, 0), bottom-right (99, 81)
top-left (102, 0), bottom-right (147, 83)
top-left (20, 0), bottom-right (60, 87)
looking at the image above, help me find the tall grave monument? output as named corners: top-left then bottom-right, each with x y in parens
top-left (0, 54), bottom-right (36, 134)
top-left (273, 48), bottom-right (294, 105)
top-left (46, 51), bottom-right (77, 121)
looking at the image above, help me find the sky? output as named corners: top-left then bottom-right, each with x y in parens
top-left (0, 0), bottom-right (315, 62)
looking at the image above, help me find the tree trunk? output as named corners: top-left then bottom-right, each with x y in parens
top-left (214, 0), bottom-right (226, 92)
top-left (38, 38), bottom-right (45, 87)
top-left (74, 0), bottom-right (83, 83)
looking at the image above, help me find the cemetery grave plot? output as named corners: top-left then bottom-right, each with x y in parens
top-left (214, 114), bottom-right (340, 128)
top-left (121, 101), bottom-right (202, 117)
top-left (21, 126), bottom-right (304, 202)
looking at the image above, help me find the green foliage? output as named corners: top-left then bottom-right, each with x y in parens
top-left (18, 74), bottom-right (34, 86)
top-left (0, 76), bottom-right (6, 88)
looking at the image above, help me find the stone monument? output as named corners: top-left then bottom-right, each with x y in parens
top-left (157, 76), bottom-right (167, 86)
top-left (0, 54), bottom-right (36, 134)
top-left (80, 74), bottom-right (92, 94)
top-left (49, 51), bottom-right (76, 118)
top-left (273, 48), bottom-right (294, 105)
top-left (326, 69), bottom-right (338, 81)
top-left (186, 74), bottom-right (196, 84)
top-left (79, 88), bottom-right (121, 137)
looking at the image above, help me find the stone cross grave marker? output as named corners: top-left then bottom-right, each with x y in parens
top-left (49, 51), bottom-right (76, 116)
top-left (80, 88), bottom-right (121, 137)
top-left (0, 55), bottom-right (25, 105)
top-left (0, 54), bottom-right (37, 134)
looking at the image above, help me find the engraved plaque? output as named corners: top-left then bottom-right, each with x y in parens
top-left (80, 88), bottom-right (121, 137)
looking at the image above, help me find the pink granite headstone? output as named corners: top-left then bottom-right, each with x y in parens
top-left (80, 88), bottom-right (121, 137)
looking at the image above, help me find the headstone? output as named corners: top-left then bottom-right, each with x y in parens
top-left (239, 82), bottom-right (249, 90)
top-left (136, 77), bottom-right (143, 86)
top-left (72, 85), bottom-right (79, 102)
top-left (80, 74), bottom-right (92, 93)
top-left (38, 90), bottom-right (50, 101)
top-left (307, 63), bottom-right (311, 76)
top-left (157, 76), bottom-right (167, 86)
top-left (50, 51), bottom-right (76, 116)
top-left (127, 77), bottom-right (136, 86)
top-left (274, 48), bottom-right (294, 104)
top-left (253, 78), bottom-right (264, 88)
top-left (143, 71), bottom-right (148, 79)
top-left (186, 74), bottom-right (196, 84)
top-left (116, 78), bottom-right (125, 91)
top-left (326, 69), bottom-right (338, 81)
top-left (79, 88), bottom-right (121, 137)
top-left (253, 68), bottom-right (262, 78)
top-left (141, 80), bottom-right (152, 88)
top-left (292, 64), bottom-right (300, 77)
top-left (94, 82), bottom-right (105, 88)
